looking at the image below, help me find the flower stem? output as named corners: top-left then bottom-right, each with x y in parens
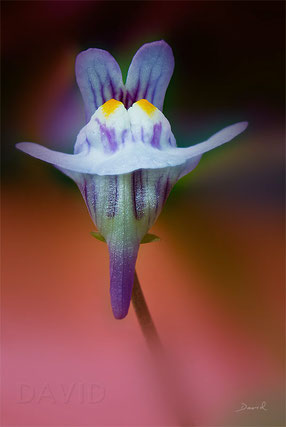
top-left (132, 270), bottom-right (192, 426)
top-left (131, 271), bottom-right (162, 351)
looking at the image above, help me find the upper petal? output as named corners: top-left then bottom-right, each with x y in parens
top-left (75, 48), bottom-right (125, 122)
top-left (125, 40), bottom-right (174, 110)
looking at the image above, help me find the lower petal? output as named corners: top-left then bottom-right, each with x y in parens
top-left (108, 239), bottom-right (140, 319)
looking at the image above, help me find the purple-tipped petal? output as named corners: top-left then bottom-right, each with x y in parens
top-left (108, 241), bottom-right (139, 319)
top-left (76, 48), bottom-right (125, 122)
top-left (125, 40), bottom-right (174, 110)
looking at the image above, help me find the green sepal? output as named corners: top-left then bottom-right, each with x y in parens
top-left (90, 231), bottom-right (106, 242)
top-left (140, 233), bottom-right (160, 244)
top-left (90, 231), bottom-right (160, 244)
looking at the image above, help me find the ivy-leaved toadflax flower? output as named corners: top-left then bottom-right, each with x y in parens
top-left (16, 41), bottom-right (248, 319)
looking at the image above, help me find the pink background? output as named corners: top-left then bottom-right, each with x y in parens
top-left (2, 1), bottom-right (284, 425)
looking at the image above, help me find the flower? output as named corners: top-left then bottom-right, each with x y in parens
top-left (16, 41), bottom-right (248, 319)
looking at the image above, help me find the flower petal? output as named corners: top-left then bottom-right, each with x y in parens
top-left (68, 168), bottom-right (180, 319)
top-left (81, 99), bottom-right (131, 154)
top-left (176, 121), bottom-right (248, 178)
top-left (75, 48), bottom-right (125, 122)
top-left (16, 141), bottom-right (95, 173)
top-left (16, 121), bottom-right (247, 178)
top-left (61, 171), bottom-right (141, 319)
top-left (108, 240), bottom-right (139, 319)
top-left (16, 140), bottom-right (174, 176)
top-left (125, 40), bottom-right (174, 110)
top-left (128, 99), bottom-right (176, 149)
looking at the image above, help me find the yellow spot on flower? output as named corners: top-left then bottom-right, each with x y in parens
top-left (102, 99), bottom-right (123, 117)
top-left (136, 99), bottom-right (157, 116)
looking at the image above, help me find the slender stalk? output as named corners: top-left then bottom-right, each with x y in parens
top-left (131, 270), bottom-right (192, 427)
top-left (131, 271), bottom-right (163, 351)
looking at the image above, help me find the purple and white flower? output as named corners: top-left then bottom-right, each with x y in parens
top-left (16, 41), bottom-right (248, 319)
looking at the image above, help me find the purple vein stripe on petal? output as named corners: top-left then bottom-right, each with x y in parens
top-left (162, 176), bottom-right (171, 205)
top-left (125, 40), bottom-right (174, 111)
top-left (77, 175), bottom-right (97, 224)
top-left (95, 119), bottom-right (118, 153)
top-left (150, 123), bottom-right (162, 149)
top-left (108, 241), bottom-right (140, 319)
top-left (121, 129), bottom-right (128, 144)
top-left (75, 48), bottom-right (124, 122)
top-left (118, 88), bottom-right (124, 103)
top-left (132, 170), bottom-right (145, 220)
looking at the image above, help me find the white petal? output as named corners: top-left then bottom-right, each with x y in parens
top-left (16, 122), bottom-right (247, 176)
top-left (177, 121), bottom-right (248, 158)
top-left (16, 142), bottom-right (95, 173)
top-left (173, 121), bottom-right (248, 178)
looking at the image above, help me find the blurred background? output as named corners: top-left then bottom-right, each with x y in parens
top-left (2, 1), bottom-right (285, 426)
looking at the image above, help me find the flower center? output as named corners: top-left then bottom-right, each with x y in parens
top-left (102, 99), bottom-right (123, 117)
top-left (101, 98), bottom-right (157, 119)
top-left (135, 99), bottom-right (156, 116)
